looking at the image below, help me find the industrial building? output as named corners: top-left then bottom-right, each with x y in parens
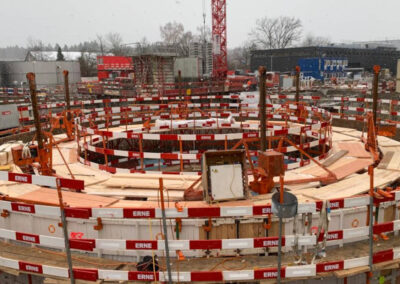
top-left (0, 61), bottom-right (81, 87)
top-left (250, 46), bottom-right (400, 75)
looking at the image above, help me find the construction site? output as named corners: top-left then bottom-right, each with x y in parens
top-left (1, 1), bottom-right (400, 284)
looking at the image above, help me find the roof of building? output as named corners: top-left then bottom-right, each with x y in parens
top-left (25, 51), bottom-right (106, 62)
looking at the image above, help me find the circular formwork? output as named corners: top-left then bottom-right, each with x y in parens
top-left (76, 102), bottom-right (333, 175)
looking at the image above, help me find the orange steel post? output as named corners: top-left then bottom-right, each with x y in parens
top-left (102, 135), bottom-right (108, 166)
top-left (27, 72), bottom-right (52, 176)
top-left (372, 65), bottom-right (380, 127)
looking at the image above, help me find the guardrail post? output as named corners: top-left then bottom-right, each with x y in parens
top-left (56, 178), bottom-right (75, 284)
top-left (159, 178), bottom-right (172, 284)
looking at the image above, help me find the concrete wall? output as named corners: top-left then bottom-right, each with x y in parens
top-left (174, 57), bottom-right (201, 79)
top-left (0, 61), bottom-right (81, 87)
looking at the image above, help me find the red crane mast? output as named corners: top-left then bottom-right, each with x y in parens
top-left (211, 0), bottom-right (227, 79)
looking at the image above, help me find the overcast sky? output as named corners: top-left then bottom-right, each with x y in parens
top-left (0, 0), bottom-right (399, 48)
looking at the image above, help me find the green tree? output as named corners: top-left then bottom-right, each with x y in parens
top-left (56, 46), bottom-right (65, 61)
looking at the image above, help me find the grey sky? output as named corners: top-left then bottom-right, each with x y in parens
top-left (0, 0), bottom-right (399, 48)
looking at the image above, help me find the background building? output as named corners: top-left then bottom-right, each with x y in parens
top-left (0, 61), bottom-right (81, 87)
top-left (298, 57), bottom-right (348, 80)
top-left (250, 46), bottom-right (400, 75)
top-left (189, 41), bottom-right (212, 76)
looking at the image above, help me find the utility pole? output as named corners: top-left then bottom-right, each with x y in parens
top-left (372, 65), bottom-right (380, 127)
top-left (159, 178), bottom-right (172, 284)
top-left (259, 66), bottom-right (267, 151)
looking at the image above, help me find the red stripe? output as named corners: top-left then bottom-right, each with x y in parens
top-left (8, 173), bottom-right (32, 184)
top-left (316, 261), bottom-right (343, 272)
top-left (373, 249), bottom-right (394, 264)
top-left (160, 153), bottom-right (179, 160)
top-left (126, 240), bottom-right (157, 250)
top-left (196, 134), bottom-right (214, 141)
top-left (64, 208), bottom-right (92, 219)
top-left (19, 261), bottom-right (43, 274)
top-left (189, 240), bottom-right (222, 250)
top-left (191, 271), bottom-right (223, 281)
top-left (70, 239), bottom-right (95, 251)
top-left (254, 237), bottom-right (284, 248)
top-left (123, 208), bottom-right (155, 218)
top-left (73, 268), bottom-right (99, 281)
top-left (255, 268), bottom-right (285, 279)
top-left (11, 202), bottom-right (35, 214)
top-left (253, 205), bottom-right (272, 215)
top-left (373, 222), bottom-right (394, 234)
top-left (59, 178), bottom-right (84, 191)
top-left (328, 198), bottom-right (344, 209)
top-left (188, 207), bottom-right (220, 217)
top-left (128, 271), bottom-right (159, 281)
top-left (16, 232), bottom-right (39, 244)
top-left (160, 134), bottom-right (178, 141)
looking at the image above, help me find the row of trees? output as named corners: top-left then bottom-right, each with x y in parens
top-left (0, 15), bottom-right (330, 73)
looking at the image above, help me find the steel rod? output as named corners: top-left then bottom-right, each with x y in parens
top-left (159, 178), bottom-right (172, 284)
top-left (56, 179), bottom-right (75, 284)
top-left (277, 175), bottom-right (284, 283)
top-left (368, 165), bottom-right (374, 283)
top-left (258, 66), bottom-right (267, 151)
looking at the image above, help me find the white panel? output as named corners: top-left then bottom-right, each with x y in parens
top-left (158, 240), bottom-right (190, 251)
top-left (395, 191), bottom-right (400, 201)
top-left (344, 196), bottom-right (369, 208)
top-left (43, 265), bottom-right (69, 277)
top-left (0, 229), bottom-right (15, 240)
top-left (160, 272), bottom-right (191, 282)
top-left (394, 248), bottom-right (400, 259)
top-left (96, 240), bottom-right (126, 250)
top-left (0, 200), bottom-right (12, 211)
top-left (156, 208), bottom-right (188, 218)
top-left (284, 235), bottom-right (295, 247)
top-left (98, 270), bottom-right (128, 280)
top-left (297, 203), bottom-right (316, 214)
top-left (223, 270), bottom-right (254, 281)
top-left (92, 208), bottom-right (123, 218)
top-left (298, 235), bottom-right (316, 246)
top-left (220, 207), bottom-right (252, 217)
top-left (40, 235), bottom-right (64, 248)
top-left (32, 175), bottom-right (56, 188)
top-left (222, 238), bottom-right (253, 249)
top-left (344, 256), bottom-right (368, 269)
top-left (209, 164), bottom-right (244, 201)
top-left (35, 205), bottom-right (60, 217)
top-left (0, 171), bottom-right (8, 182)
top-left (343, 227), bottom-right (369, 239)
top-left (285, 265), bottom-right (316, 278)
top-left (0, 257), bottom-right (18, 269)
top-left (394, 220), bottom-right (400, 231)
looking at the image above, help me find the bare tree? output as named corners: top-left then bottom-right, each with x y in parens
top-left (228, 41), bottom-right (257, 70)
top-left (106, 32), bottom-right (126, 56)
top-left (160, 22), bottom-right (185, 45)
top-left (96, 34), bottom-right (106, 55)
top-left (301, 33), bottom-right (331, 47)
top-left (250, 16), bottom-right (302, 49)
top-left (160, 22), bottom-right (194, 56)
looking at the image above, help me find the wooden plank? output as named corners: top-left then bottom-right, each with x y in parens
top-left (18, 188), bottom-right (118, 207)
top-left (322, 149), bottom-right (348, 167)
top-left (378, 151), bottom-right (395, 169)
top-left (337, 142), bottom-right (372, 158)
